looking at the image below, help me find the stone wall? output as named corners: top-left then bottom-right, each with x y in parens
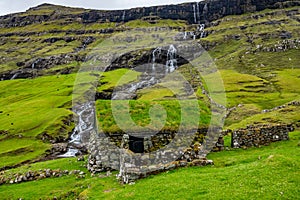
top-left (231, 124), bottom-right (293, 148)
top-left (0, 169), bottom-right (86, 185)
top-left (88, 123), bottom-right (294, 183)
top-left (116, 133), bottom-right (214, 184)
top-left (91, 128), bottom-right (208, 154)
top-left (87, 127), bottom-right (221, 183)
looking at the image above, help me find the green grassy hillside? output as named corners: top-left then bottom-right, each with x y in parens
top-left (0, 131), bottom-right (299, 199)
top-left (0, 3), bottom-right (299, 198)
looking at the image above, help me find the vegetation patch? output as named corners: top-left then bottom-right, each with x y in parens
top-left (0, 132), bottom-right (298, 199)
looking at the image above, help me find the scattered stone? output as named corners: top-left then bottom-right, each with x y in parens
top-left (77, 155), bottom-right (85, 161)
top-left (0, 169), bottom-right (87, 185)
top-left (79, 171), bottom-right (85, 175)
top-left (106, 171), bottom-right (112, 177)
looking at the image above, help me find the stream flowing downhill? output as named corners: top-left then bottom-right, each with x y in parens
top-left (112, 44), bottom-right (179, 100)
top-left (60, 43), bottom-right (183, 156)
top-left (10, 73), bottom-right (19, 80)
top-left (60, 20), bottom-right (209, 157)
top-left (59, 102), bottom-right (95, 157)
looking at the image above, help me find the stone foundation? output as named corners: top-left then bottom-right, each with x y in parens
top-left (88, 123), bottom-right (294, 183)
top-left (88, 128), bottom-right (219, 172)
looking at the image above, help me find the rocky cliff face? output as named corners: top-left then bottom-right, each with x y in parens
top-left (0, 0), bottom-right (299, 81)
top-left (1, 0), bottom-right (299, 27)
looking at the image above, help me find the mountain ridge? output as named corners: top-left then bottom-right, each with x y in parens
top-left (1, 0), bottom-right (300, 28)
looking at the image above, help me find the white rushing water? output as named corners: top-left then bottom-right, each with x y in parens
top-left (10, 73), bottom-right (19, 80)
top-left (182, 31), bottom-right (196, 40)
top-left (198, 24), bottom-right (205, 38)
top-left (166, 44), bottom-right (177, 73)
top-left (112, 77), bottom-right (158, 100)
top-left (193, 2), bottom-right (206, 24)
top-left (196, 2), bottom-right (200, 23)
top-left (190, 2), bottom-right (207, 40)
top-left (112, 45), bottom-right (179, 100)
top-left (193, 4), bottom-right (197, 23)
top-left (122, 10), bottom-right (126, 21)
top-left (152, 47), bottom-right (162, 70)
top-left (59, 102), bottom-right (95, 157)
top-left (184, 32), bottom-right (188, 40)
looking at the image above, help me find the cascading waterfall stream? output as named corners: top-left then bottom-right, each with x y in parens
top-left (193, 1), bottom-right (202, 24)
top-left (184, 32), bottom-right (188, 40)
top-left (32, 59), bottom-right (39, 69)
top-left (195, 2), bottom-right (206, 34)
top-left (112, 45), bottom-right (179, 100)
top-left (111, 76), bottom-right (159, 100)
top-left (193, 4), bottom-right (197, 24)
top-left (183, 2), bottom-right (207, 41)
top-left (152, 47), bottom-right (162, 70)
top-left (166, 44), bottom-right (177, 73)
top-left (182, 31), bottom-right (196, 40)
top-left (198, 24), bottom-right (205, 38)
top-left (196, 2), bottom-right (200, 24)
top-left (10, 73), bottom-right (19, 80)
top-left (122, 10), bottom-right (126, 21)
top-left (59, 102), bottom-right (95, 157)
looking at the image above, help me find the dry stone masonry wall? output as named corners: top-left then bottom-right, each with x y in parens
top-left (0, 169), bottom-right (86, 185)
top-left (232, 124), bottom-right (293, 148)
top-left (88, 128), bottom-right (213, 171)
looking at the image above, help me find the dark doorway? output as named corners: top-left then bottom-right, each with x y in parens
top-left (129, 135), bottom-right (144, 153)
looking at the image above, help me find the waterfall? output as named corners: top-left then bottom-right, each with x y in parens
top-left (203, 3), bottom-right (208, 13)
top-left (112, 45), bottom-right (179, 100)
top-left (198, 24), bottom-right (205, 31)
top-left (183, 32), bottom-right (188, 40)
top-left (59, 102), bottom-right (95, 157)
top-left (122, 10), bottom-right (126, 21)
top-left (198, 24), bottom-right (205, 38)
top-left (196, 2), bottom-right (200, 24)
top-left (10, 73), bottom-right (19, 80)
top-left (112, 78), bottom-right (158, 100)
top-left (182, 31), bottom-right (196, 40)
top-left (32, 59), bottom-right (39, 69)
top-left (59, 148), bottom-right (78, 157)
top-left (152, 47), bottom-right (162, 70)
top-left (193, 2), bottom-right (207, 24)
top-left (166, 45), bottom-right (177, 73)
top-left (193, 4), bottom-right (197, 24)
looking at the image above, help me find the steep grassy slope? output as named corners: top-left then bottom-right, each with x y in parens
top-left (199, 7), bottom-right (300, 127)
top-left (0, 75), bottom-right (74, 169)
top-left (0, 69), bottom-right (143, 168)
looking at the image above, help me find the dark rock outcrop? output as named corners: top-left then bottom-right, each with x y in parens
top-left (107, 48), bottom-right (189, 71)
top-left (0, 53), bottom-right (85, 80)
top-left (1, 0), bottom-right (299, 28)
